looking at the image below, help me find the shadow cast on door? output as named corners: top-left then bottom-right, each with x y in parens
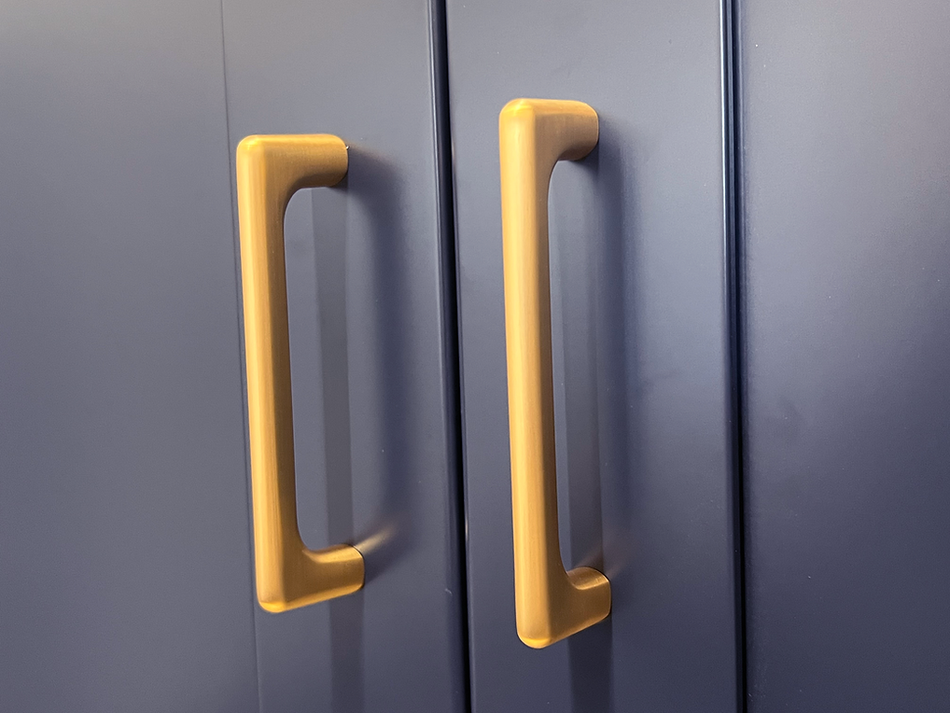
top-left (554, 118), bottom-right (639, 713)
top-left (309, 147), bottom-right (416, 713)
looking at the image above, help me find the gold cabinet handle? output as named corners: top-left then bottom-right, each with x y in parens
top-left (499, 99), bottom-right (611, 648)
top-left (236, 134), bottom-right (364, 612)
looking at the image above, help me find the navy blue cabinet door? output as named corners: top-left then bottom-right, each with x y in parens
top-left (740, 1), bottom-right (950, 710)
top-left (0, 1), bottom-right (466, 711)
top-left (0, 2), bottom-right (259, 711)
top-left (221, 1), bottom-right (467, 711)
top-left (446, 1), bottom-right (741, 711)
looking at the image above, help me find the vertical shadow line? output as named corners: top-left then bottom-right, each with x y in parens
top-left (722, 0), bottom-right (749, 710)
top-left (312, 179), bottom-right (364, 713)
top-left (428, 0), bottom-right (473, 712)
top-left (564, 124), bottom-right (627, 713)
top-left (217, 1), bottom-right (265, 711)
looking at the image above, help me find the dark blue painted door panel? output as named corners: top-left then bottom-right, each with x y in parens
top-left (446, 1), bottom-right (741, 711)
top-left (740, 1), bottom-right (950, 710)
top-left (0, 2), bottom-right (259, 711)
top-left (0, 1), bottom-right (465, 711)
top-left (221, 1), bottom-right (467, 711)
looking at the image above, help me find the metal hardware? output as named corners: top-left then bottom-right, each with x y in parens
top-left (499, 99), bottom-right (611, 648)
top-left (236, 134), bottom-right (364, 612)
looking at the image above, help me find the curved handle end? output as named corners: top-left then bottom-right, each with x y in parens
top-left (516, 567), bottom-right (610, 648)
top-left (499, 98), bottom-right (598, 164)
top-left (257, 543), bottom-right (365, 613)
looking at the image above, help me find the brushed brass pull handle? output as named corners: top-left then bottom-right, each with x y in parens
top-left (499, 99), bottom-right (611, 648)
top-left (236, 134), bottom-right (364, 612)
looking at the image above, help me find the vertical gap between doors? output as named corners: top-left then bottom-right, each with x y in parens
top-left (428, 1), bottom-right (474, 712)
top-left (723, 0), bottom-right (748, 710)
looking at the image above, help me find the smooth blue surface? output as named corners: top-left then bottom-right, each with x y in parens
top-left (740, 1), bottom-right (950, 709)
top-left (0, 2), bottom-right (260, 711)
top-left (0, 2), bottom-right (466, 711)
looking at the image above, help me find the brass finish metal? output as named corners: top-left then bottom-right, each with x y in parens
top-left (499, 99), bottom-right (611, 648)
top-left (236, 134), bottom-right (364, 612)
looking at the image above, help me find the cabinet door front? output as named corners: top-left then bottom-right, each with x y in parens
top-left (221, 1), bottom-right (467, 711)
top-left (740, 0), bottom-right (950, 709)
top-left (447, 2), bottom-right (741, 711)
top-left (0, 2), bottom-right (259, 710)
top-left (224, 0), bottom-right (476, 713)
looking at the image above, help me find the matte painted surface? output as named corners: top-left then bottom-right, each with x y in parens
top-left (0, 2), bottom-right (260, 711)
top-left (221, 1), bottom-right (467, 711)
top-left (446, 2), bottom-right (739, 711)
top-left (740, 1), bottom-right (950, 710)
